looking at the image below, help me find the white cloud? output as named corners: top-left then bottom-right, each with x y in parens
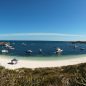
top-left (0, 33), bottom-right (85, 41)
top-left (0, 33), bottom-right (84, 37)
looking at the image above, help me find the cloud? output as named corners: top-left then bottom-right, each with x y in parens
top-left (0, 33), bottom-right (84, 37)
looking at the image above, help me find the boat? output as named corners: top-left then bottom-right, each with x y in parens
top-left (1, 49), bottom-right (8, 53)
top-left (56, 48), bottom-right (63, 53)
top-left (80, 48), bottom-right (85, 50)
top-left (8, 58), bottom-right (18, 65)
top-left (39, 49), bottom-right (42, 52)
top-left (39, 49), bottom-right (43, 54)
top-left (73, 45), bottom-right (78, 48)
top-left (22, 43), bottom-right (27, 46)
top-left (26, 50), bottom-right (32, 54)
top-left (5, 43), bottom-right (15, 50)
top-left (9, 47), bottom-right (15, 50)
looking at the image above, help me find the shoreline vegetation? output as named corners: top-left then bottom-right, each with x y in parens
top-left (0, 62), bottom-right (86, 86)
top-left (0, 56), bottom-right (85, 86)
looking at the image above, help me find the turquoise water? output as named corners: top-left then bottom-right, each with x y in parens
top-left (1, 54), bottom-right (86, 61)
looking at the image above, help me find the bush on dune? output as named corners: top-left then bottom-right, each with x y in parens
top-left (0, 63), bottom-right (86, 86)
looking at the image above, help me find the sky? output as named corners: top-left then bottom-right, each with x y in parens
top-left (0, 0), bottom-right (86, 41)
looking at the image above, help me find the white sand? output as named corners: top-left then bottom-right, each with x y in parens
top-left (0, 55), bottom-right (86, 69)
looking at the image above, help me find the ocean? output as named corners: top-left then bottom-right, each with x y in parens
top-left (0, 41), bottom-right (86, 60)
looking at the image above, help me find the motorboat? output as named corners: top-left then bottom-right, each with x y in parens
top-left (74, 45), bottom-right (78, 48)
top-left (9, 47), bottom-right (15, 50)
top-left (26, 50), bottom-right (32, 54)
top-left (56, 48), bottom-right (63, 53)
top-left (39, 49), bottom-right (43, 54)
top-left (22, 43), bottom-right (27, 46)
top-left (80, 48), bottom-right (85, 50)
top-left (1, 49), bottom-right (8, 53)
top-left (39, 49), bottom-right (42, 52)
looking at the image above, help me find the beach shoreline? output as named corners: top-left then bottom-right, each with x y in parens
top-left (0, 55), bottom-right (85, 69)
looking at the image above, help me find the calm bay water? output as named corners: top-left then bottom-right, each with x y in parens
top-left (0, 41), bottom-right (86, 60)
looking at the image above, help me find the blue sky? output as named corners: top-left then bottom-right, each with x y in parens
top-left (0, 0), bottom-right (86, 40)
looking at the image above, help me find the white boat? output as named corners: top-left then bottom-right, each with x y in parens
top-left (22, 43), bottom-right (27, 46)
top-left (26, 50), bottom-right (32, 54)
top-left (39, 49), bottom-right (42, 52)
top-left (1, 50), bottom-right (8, 53)
top-left (39, 49), bottom-right (43, 54)
top-left (5, 44), bottom-right (15, 50)
top-left (56, 48), bottom-right (63, 53)
top-left (74, 45), bottom-right (78, 48)
top-left (9, 47), bottom-right (15, 50)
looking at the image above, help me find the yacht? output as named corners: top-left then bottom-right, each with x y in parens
top-left (5, 43), bottom-right (15, 50)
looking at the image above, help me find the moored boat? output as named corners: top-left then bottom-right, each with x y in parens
top-left (56, 48), bottom-right (63, 53)
top-left (1, 49), bottom-right (8, 53)
top-left (80, 48), bottom-right (85, 50)
top-left (26, 50), bottom-right (33, 54)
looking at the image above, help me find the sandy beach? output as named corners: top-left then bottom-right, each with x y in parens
top-left (0, 55), bottom-right (85, 69)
